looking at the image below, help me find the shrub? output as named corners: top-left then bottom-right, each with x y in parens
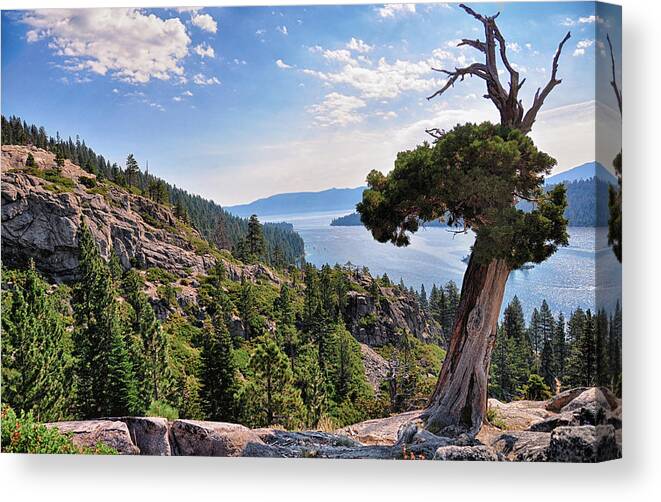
top-left (79, 176), bottom-right (97, 189)
top-left (518, 374), bottom-right (553, 401)
top-left (1, 406), bottom-right (117, 454)
top-left (486, 407), bottom-right (508, 430)
top-left (146, 400), bottom-right (179, 421)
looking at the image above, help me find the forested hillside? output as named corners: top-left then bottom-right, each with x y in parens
top-left (1, 115), bottom-right (304, 267)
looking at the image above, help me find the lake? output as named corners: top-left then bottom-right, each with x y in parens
top-left (263, 210), bottom-right (622, 319)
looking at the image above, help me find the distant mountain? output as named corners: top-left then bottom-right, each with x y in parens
top-left (226, 186), bottom-right (366, 218)
top-left (546, 162), bottom-right (616, 186)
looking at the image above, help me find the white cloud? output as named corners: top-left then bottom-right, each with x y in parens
top-left (22, 8), bottom-right (190, 84)
top-left (579, 15), bottom-right (596, 24)
top-left (183, 90), bottom-right (193, 96)
top-left (112, 88), bottom-right (119, 93)
top-left (193, 73), bottom-right (220, 85)
top-left (255, 29), bottom-right (266, 37)
top-left (323, 49), bottom-right (355, 64)
top-left (233, 58), bottom-right (247, 65)
top-left (191, 12), bottom-right (217, 33)
top-left (506, 42), bottom-right (521, 53)
top-left (193, 43), bottom-right (215, 59)
top-left (277, 25), bottom-right (288, 35)
top-left (573, 39), bottom-right (594, 57)
top-left (307, 92), bottom-right (367, 126)
top-left (376, 110), bottom-right (398, 120)
top-left (276, 59), bottom-right (292, 69)
top-left (308, 45), bottom-right (323, 53)
top-left (346, 37), bottom-right (373, 53)
top-left (377, 4), bottom-right (416, 18)
top-left (303, 53), bottom-right (446, 100)
top-left (445, 38), bottom-right (463, 48)
top-left (173, 96), bottom-right (182, 102)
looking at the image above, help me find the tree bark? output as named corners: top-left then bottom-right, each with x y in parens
top-left (422, 252), bottom-right (510, 436)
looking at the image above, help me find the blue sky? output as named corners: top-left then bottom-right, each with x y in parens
top-left (1, 3), bottom-right (621, 205)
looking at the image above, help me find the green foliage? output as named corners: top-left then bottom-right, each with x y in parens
top-left (1, 406), bottom-right (117, 454)
top-left (608, 151), bottom-right (622, 262)
top-left (72, 223), bottom-right (140, 417)
top-left (200, 317), bottom-right (239, 422)
top-left (518, 374), bottom-right (552, 401)
top-left (238, 335), bottom-right (305, 429)
top-left (357, 122), bottom-right (568, 270)
top-left (486, 407), bottom-right (508, 430)
top-left (79, 176), bottom-right (97, 189)
top-left (25, 152), bottom-right (35, 167)
top-left (1, 263), bottom-right (74, 421)
top-left (146, 400), bottom-right (179, 421)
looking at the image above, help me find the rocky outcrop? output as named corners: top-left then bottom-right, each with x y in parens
top-left (2, 145), bottom-right (216, 282)
top-left (46, 419), bottom-right (139, 455)
top-left (342, 278), bottom-right (442, 346)
top-left (40, 387), bottom-right (621, 461)
top-left (169, 420), bottom-right (266, 457)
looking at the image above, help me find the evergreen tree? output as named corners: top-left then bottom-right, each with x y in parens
top-left (238, 275), bottom-right (260, 340)
top-left (245, 214), bottom-right (265, 263)
top-left (595, 309), bottom-right (610, 387)
top-left (123, 269), bottom-right (168, 408)
top-left (241, 335), bottom-right (305, 428)
top-left (25, 152), bottom-right (35, 168)
top-left (608, 301), bottom-right (622, 395)
top-left (201, 316), bottom-right (239, 421)
top-left (419, 284), bottom-right (429, 311)
top-left (125, 154), bottom-right (139, 187)
top-left (72, 223), bottom-right (138, 417)
top-left (552, 313), bottom-right (567, 386)
top-left (441, 281), bottom-right (460, 336)
top-left (564, 308), bottom-right (595, 388)
top-left (1, 263), bottom-right (74, 421)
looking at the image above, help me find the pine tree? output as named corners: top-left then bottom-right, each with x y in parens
top-left (274, 284), bottom-right (298, 362)
top-left (419, 284), bottom-right (429, 311)
top-left (241, 335), bottom-right (305, 428)
top-left (243, 214), bottom-right (265, 263)
top-left (239, 275), bottom-right (259, 340)
top-left (595, 309), bottom-right (610, 387)
top-left (552, 313), bottom-right (567, 386)
top-left (72, 223), bottom-right (138, 418)
top-left (501, 296), bottom-right (532, 392)
top-left (608, 301), bottom-right (622, 395)
top-left (1, 263), bottom-right (74, 421)
top-left (25, 152), bottom-right (35, 168)
top-left (125, 154), bottom-right (139, 187)
top-left (123, 269), bottom-right (168, 409)
top-left (201, 316), bottom-right (239, 421)
top-left (442, 281), bottom-right (460, 336)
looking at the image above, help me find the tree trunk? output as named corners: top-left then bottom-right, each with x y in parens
top-left (422, 253), bottom-right (511, 436)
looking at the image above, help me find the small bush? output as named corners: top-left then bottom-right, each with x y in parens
top-left (486, 407), bottom-right (508, 430)
top-left (518, 374), bottom-right (553, 401)
top-left (146, 400), bottom-right (179, 421)
top-left (79, 176), bottom-right (97, 189)
top-left (145, 267), bottom-right (177, 284)
top-left (1, 406), bottom-right (117, 454)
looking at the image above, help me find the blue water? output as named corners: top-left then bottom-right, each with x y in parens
top-left (264, 210), bottom-right (622, 319)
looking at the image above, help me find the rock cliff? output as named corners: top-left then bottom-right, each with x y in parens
top-left (44, 386), bottom-right (621, 461)
top-left (2, 145), bottom-right (216, 282)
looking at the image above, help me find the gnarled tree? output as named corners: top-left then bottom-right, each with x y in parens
top-left (357, 4), bottom-right (571, 436)
top-left (607, 34), bottom-right (622, 262)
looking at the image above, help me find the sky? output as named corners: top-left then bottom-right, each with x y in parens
top-left (1, 2), bottom-right (621, 206)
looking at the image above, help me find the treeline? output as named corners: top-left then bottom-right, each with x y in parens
top-left (1, 115), bottom-right (304, 267)
top-left (489, 296), bottom-right (622, 402)
top-left (1, 227), bottom-right (398, 428)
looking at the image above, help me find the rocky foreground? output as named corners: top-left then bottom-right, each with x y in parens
top-left (46, 387), bottom-right (621, 462)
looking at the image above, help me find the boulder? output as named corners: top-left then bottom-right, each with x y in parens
top-left (46, 420), bottom-right (139, 455)
top-left (545, 387), bottom-right (588, 412)
top-left (119, 417), bottom-right (172, 456)
top-left (528, 413), bottom-right (577, 432)
top-left (547, 425), bottom-right (621, 462)
top-left (487, 398), bottom-right (554, 430)
top-left (170, 420), bottom-right (266, 457)
top-left (491, 431), bottom-right (551, 462)
top-left (433, 445), bottom-right (498, 461)
top-left (338, 409), bottom-right (424, 445)
top-left (561, 387), bottom-right (612, 414)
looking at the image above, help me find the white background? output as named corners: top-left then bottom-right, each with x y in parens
top-left (1, 0), bottom-right (659, 500)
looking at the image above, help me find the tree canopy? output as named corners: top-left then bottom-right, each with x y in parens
top-left (357, 122), bottom-right (569, 269)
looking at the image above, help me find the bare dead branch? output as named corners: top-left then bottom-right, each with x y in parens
top-left (426, 4), bottom-right (571, 136)
top-left (520, 31), bottom-right (571, 134)
top-left (607, 34), bottom-right (623, 114)
top-left (425, 128), bottom-right (446, 140)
